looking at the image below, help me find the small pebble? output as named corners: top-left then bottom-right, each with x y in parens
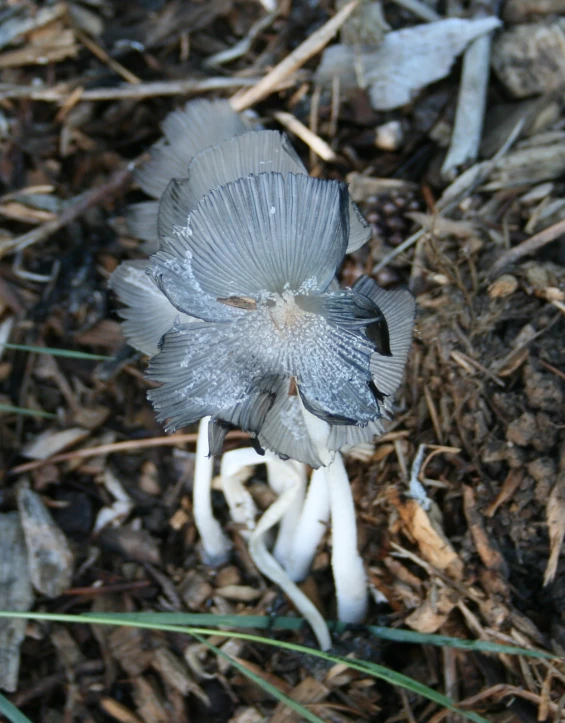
top-left (488, 274), bottom-right (518, 298)
top-left (375, 120), bottom-right (404, 151)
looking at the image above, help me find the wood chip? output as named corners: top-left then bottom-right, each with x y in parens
top-left (389, 491), bottom-right (464, 580)
top-left (405, 586), bottom-right (458, 633)
top-left (270, 677), bottom-right (330, 723)
top-left (216, 584), bottom-right (262, 602)
top-left (488, 274), bottom-right (519, 298)
top-left (462, 486), bottom-right (508, 578)
top-left (152, 647), bottom-right (210, 704)
top-left (0, 512), bottom-right (34, 692)
top-left (179, 570), bottom-right (213, 609)
top-left (346, 173), bottom-right (417, 202)
top-left (406, 212), bottom-right (478, 239)
top-left (22, 427), bottom-right (90, 460)
top-left (0, 24), bottom-right (78, 67)
top-left (108, 626), bottom-right (153, 677)
top-left (99, 698), bottom-right (144, 723)
top-left (544, 469), bottom-right (565, 585)
top-left (16, 481), bottom-right (74, 597)
top-left (484, 469), bottom-right (524, 517)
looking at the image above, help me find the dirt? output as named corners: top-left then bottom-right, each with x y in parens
top-left (1, 1), bottom-right (565, 722)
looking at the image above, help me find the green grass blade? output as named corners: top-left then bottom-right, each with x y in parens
top-left (0, 612), bottom-right (492, 722)
top-left (3, 343), bottom-right (111, 361)
top-left (187, 629), bottom-right (490, 723)
top-left (192, 633), bottom-right (326, 723)
top-left (0, 403), bottom-right (57, 418)
top-left (77, 611), bottom-right (556, 661)
top-left (0, 693), bottom-right (33, 723)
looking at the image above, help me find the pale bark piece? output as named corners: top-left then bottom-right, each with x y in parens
top-left (492, 22), bottom-right (565, 98)
top-left (131, 676), bottom-right (169, 723)
top-left (391, 492), bottom-right (464, 580)
top-left (108, 626), bottom-right (153, 677)
top-left (316, 17), bottom-right (501, 110)
top-left (544, 470), bottom-right (565, 585)
top-left (21, 426), bottom-right (90, 460)
top-left (404, 586), bottom-right (458, 634)
top-left (99, 698), bottom-right (145, 723)
top-left (346, 173), bottom-right (417, 203)
top-left (483, 143), bottom-right (565, 190)
top-left (152, 647), bottom-right (210, 704)
top-left (0, 512), bottom-right (34, 692)
top-left (0, 3), bottom-right (66, 51)
top-left (462, 486), bottom-right (508, 582)
top-left (271, 677), bottom-right (330, 723)
top-left (16, 482), bottom-right (74, 597)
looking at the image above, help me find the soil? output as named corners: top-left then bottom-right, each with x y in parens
top-left (0, 1), bottom-right (564, 722)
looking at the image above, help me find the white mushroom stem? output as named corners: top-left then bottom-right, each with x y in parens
top-left (264, 454), bottom-right (307, 571)
top-left (325, 452), bottom-right (368, 623)
top-left (193, 417), bottom-right (231, 566)
top-left (219, 448), bottom-right (265, 538)
top-left (284, 466), bottom-right (330, 583)
top-left (301, 406), bottom-right (368, 624)
top-left (248, 484), bottom-right (332, 650)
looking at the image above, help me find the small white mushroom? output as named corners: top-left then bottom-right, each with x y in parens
top-left (325, 452), bottom-right (368, 623)
top-left (193, 417), bottom-right (230, 566)
top-left (264, 455), bottom-right (307, 572)
top-left (284, 465), bottom-right (330, 583)
top-left (219, 447), bottom-right (264, 536)
top-left (302, 408), bottom-right (369, 623)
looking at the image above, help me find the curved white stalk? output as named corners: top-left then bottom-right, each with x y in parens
top-left (264, 454), bottom-right (307, 571)
top-left (284, 466), bottom-right (330, 582)
top-left (325, 452), bottom-right (368, 623)
top-left (193, 417), bottom-right (230, 566)
top-left (249, 484), bottom-right (332, 650)
top-left (219, 448), bottom-right (265, 538)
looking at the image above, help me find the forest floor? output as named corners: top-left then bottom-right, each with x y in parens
top-left (1, 1), bottom-right (565, 721)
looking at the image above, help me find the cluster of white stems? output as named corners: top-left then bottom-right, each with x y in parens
top-left (193, 415), bottom-right (368, 650)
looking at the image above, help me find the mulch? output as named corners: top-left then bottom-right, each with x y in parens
top-left (1, 1), bottom-right (564, 721)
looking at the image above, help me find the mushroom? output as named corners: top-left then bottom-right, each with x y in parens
top-left (192, 416), bottom-right (230, 566)
top-left (110, 98), bottom-right (415, 648)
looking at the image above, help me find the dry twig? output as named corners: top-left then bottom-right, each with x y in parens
top-left (9, 430), bottom-right (250, 476)
top-left (489, 217), bottom-right (565, 276)
top-left (230, 0), bottom-right (359, 112)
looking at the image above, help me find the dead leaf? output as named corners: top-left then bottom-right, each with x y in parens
top-left (390, 492), bottom-right (464, 580)
top-left (317, 17), bottom-right (501, 110)
top-left (405, 586), bottom-right (458, 633)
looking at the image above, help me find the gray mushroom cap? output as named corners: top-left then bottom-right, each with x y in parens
top-left (127, 100), bottom-right (370, 254)
top-left (111, 99), bottom-right (415, 467)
